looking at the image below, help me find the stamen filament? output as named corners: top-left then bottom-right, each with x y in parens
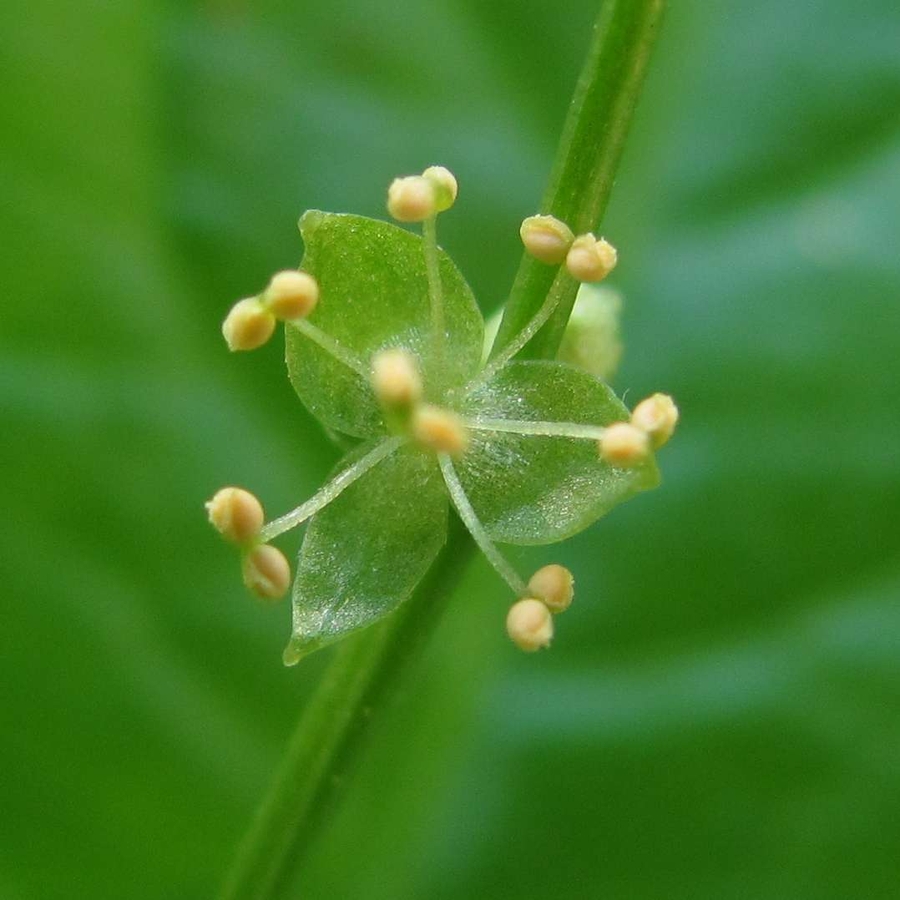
top-left (472, 266), bottom-right (570, 389)
top-left (463, 417), bottom-right (607, 441)
top-left (290, 318), bottom-right (370, 379)
top-left (437, 453), bottom-right (528, 597)
top-left (261, 437), bottom-right (405, 542)
top-left (422, 215), bottom-right (446, 363)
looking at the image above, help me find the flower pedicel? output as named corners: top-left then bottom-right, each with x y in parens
top-left (207, 167), bottom-right (678, 664)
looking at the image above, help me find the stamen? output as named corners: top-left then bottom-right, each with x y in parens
top-left (422, 215), bottom-right (446, 363)
top-left (414, 405), bottom-right (469, 456)
top-left (437, 453), bottom-right (528, 597)
top-left (506, 598), bottom-right (554, 652)
top-left (471, 266), bottom-right (570, 389)
top-left (289, 318), bottom-right (370, 379)
top-left (260, 436), bottom-right (405, 542)
top-left (372, 348), bottom-right (423, 409)
top-left (463, 417), bottom-right (607, 442)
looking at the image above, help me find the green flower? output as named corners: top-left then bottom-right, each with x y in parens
top-left (207, 168), bottom-right (677, 664)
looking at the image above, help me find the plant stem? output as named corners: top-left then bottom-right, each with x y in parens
top-left (438, 454), bottom-right (528, 597)
top-left (219, 4), bottom-right (666, 897)
top-left (470, 267), bottom-right (569, 391)
top-left (220, 516), bottom-right (474, 900)
top-left (491, 0), bottom-right (666, 360)
top-left (421, 215), bottom-right (446, 366)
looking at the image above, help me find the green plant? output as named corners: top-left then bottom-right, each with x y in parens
top-left (210, 198), bottom-right (669, 660)
top-left (206, 3), bottom-right (667, 897)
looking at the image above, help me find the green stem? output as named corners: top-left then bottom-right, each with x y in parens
top-left (219, 4), bottom-right (666, 897)
top-left (471, 267), bottom-right (569, 391)
top-left (491, 0), bottom-right (666, 360)
top-left (422, 215), bottom-right (446, 366)
top-left (219, 516), bottom-right (474, 900)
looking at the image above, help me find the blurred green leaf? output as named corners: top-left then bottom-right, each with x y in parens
top-left (3, 0), bottom-right (899, 899)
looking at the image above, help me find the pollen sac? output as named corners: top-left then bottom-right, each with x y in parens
top-left (631, 392), bottom-right (679, 449)
top-left (506, 598), bottom-right (554, 652)
top-left (599, 422), bottom-right (650, 467)
top-left (242, 544), bottom-right (291, 602)
top-left (422, 165), bottom-right (458, 212)
top-left (371, 348), bottom-right (423, 408)
top-left (263, 270), bottom-right (319, 321)
top-left (413, 405), bottom-right (469, 457)
top-left (566, 234), bottom-right (618, 283)
top-left (387, 175), bottom-right (437, 223)
top-left (527, 564), bottom-right (575, 614)
top-left (222, 297), bottom-right (276, 352)
top-left (520, 214), bottom-right (575, 265)
top-left (206, 486), bottom-right (265, 544)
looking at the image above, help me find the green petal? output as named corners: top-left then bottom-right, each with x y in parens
top-left (286, 211), bottom-right (484, 438)
top-left (284, 441), bottom-right (448, 662)
top-left (455, 360), bottom-right (659, 545)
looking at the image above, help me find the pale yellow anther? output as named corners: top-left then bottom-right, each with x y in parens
top-left (528, 564), bottom-right (575, 614)
top-left (387, 175), bottom-right (436, 223)
top-left (565, 234), bottom-right (618, 283)
top-left (413, 404), bottom-right (469, 457)
top-left (519, 214), bottom-right (575, 265)
top-left (631, 393), bottom-right (679, 449)
top-left (599, 422), bottom-right (650, 467)
top-left (371, 348), bottom-right (423, 408)
top-left (506, 598), bottom-right (554, 652)
top-left (206, 486), bottom-right (265, 544)
top-left (242, 544), bottom-right (291, 602)
top-left (222, 297), bottom-right (276, 352)
top-left (422, 165), bottom-right (458, 212)
top-left (263, 270), bottom-right (319, 321)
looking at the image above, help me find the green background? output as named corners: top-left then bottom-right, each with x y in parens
top-left (3, 1), bottom-right (899, 897)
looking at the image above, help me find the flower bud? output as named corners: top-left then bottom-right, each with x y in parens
top-left (599, 422), bottom-right (650, 467)
top-left (413, 404), bottom-right (469, 456)
top-left (206, 487), bottom-right (265, 544)
top-left (242, 544), bottom-right (291, 601)
top-left (527, 564), bottom-right (574, 614)
top-left (371, 348), bottom-right (423, 408)
top-left (387, 176), bottom-right (436, 222)
top-left (263, 270), bottom-right (319, 320)
top-left (519, 214), bottom-right (574, 265)
top-left (631, 393), bottom-right (679, 449)
top-left (557, 284), bottom-right (623, 380)
top-left (565, 234), bottom-right (618, 283)
top-left (506, 598), bottom-right (554, 652)
top-left (222, 298), bottom-right (276, 352)
top-left (422, 165), bottom-right (458, 212)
